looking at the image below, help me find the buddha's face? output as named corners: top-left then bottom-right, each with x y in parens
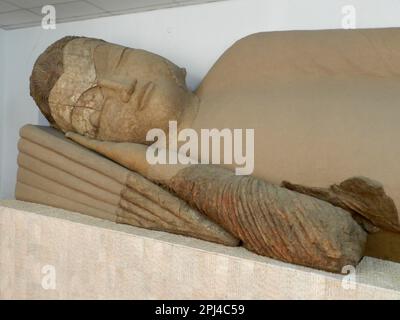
top-left (48, 38), bottom-right (196, 144)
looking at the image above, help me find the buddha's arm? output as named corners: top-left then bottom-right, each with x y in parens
top-left (66, 132), bottom-right (187, 183)
top-left (66, 132), bottom-right (367, 272)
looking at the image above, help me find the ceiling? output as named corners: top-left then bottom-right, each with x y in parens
top-left (0, 0), bottom-right (226, 30)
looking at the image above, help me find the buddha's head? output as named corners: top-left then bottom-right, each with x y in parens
top-left (30, 36), bottom-right (198, 144)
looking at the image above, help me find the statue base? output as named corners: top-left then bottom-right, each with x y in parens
top-left (1, 200), bottom-right (399, 299)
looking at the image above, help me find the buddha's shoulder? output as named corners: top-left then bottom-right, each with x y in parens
top-left (229, 27), bottom-right (400, 49)
top-left (196, 27), bottom-right (400, 97)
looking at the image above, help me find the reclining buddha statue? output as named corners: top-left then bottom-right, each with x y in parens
top-left (25, 28), bottom-right (400, 273)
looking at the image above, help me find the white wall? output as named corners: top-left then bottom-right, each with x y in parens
top-left (1, 0), bottom-right (400, 198)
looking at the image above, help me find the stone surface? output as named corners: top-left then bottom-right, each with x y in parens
top-left (15, 125), bottom-right (238, 246)
top-left (67, 132), bottom-right (368, 273)
top-left (31, 30), bottom-right (400, 212)
top-left (194, 28), bottom-right (400, 213)
top-left (31, 37), bottom-right (198, 144)
top-left (28, 29), bottom-right (400, 273)
top-left (366, 231), bottom-right (400, 263)
top-left (1, 200), bottom-right (400, 300)
top-left (282, 177), bottom-right (400, 233)
top-left (170, 165), bottom-right (367, 273)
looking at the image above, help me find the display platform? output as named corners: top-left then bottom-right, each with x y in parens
top-left (1, 200), bottom-right (399, 299)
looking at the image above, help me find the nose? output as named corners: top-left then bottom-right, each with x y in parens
top-left (121, 79), bottom-right (138, 103)
top-left (136, 81), bottom-right (155, 111)
top-left (181, 68), bottom-right (187, 77)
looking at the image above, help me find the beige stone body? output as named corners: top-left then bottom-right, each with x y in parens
top-left (28, 29), bottom-right (400, 272)
top-left (33, 30), bottom-right (400, 208)
top-left (193, 28), bottom-right (400, 209)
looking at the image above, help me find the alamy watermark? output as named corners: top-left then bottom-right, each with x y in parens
top-left (341, 265), bottom-right (357, 290)
top-left (146, 121), bottom-right (255, 175)
top-left (41, 264), bottom-right (56, 290)
top-left (41, 5), bottom-right (56, 30)
top-left (341, 5), bottom-right (357, 29)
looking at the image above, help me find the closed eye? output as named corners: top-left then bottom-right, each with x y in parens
top-left (97, 78), bottom-right (137, 103)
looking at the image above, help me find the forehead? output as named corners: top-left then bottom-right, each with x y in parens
top-left (93, 43), bottom-right (181, 84)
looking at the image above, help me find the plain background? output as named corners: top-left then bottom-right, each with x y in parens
top-left (1, 0), bottom-right (400, 198)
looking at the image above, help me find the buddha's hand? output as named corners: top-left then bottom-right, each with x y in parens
top-left (65, 132), bottom-right (149, 176)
